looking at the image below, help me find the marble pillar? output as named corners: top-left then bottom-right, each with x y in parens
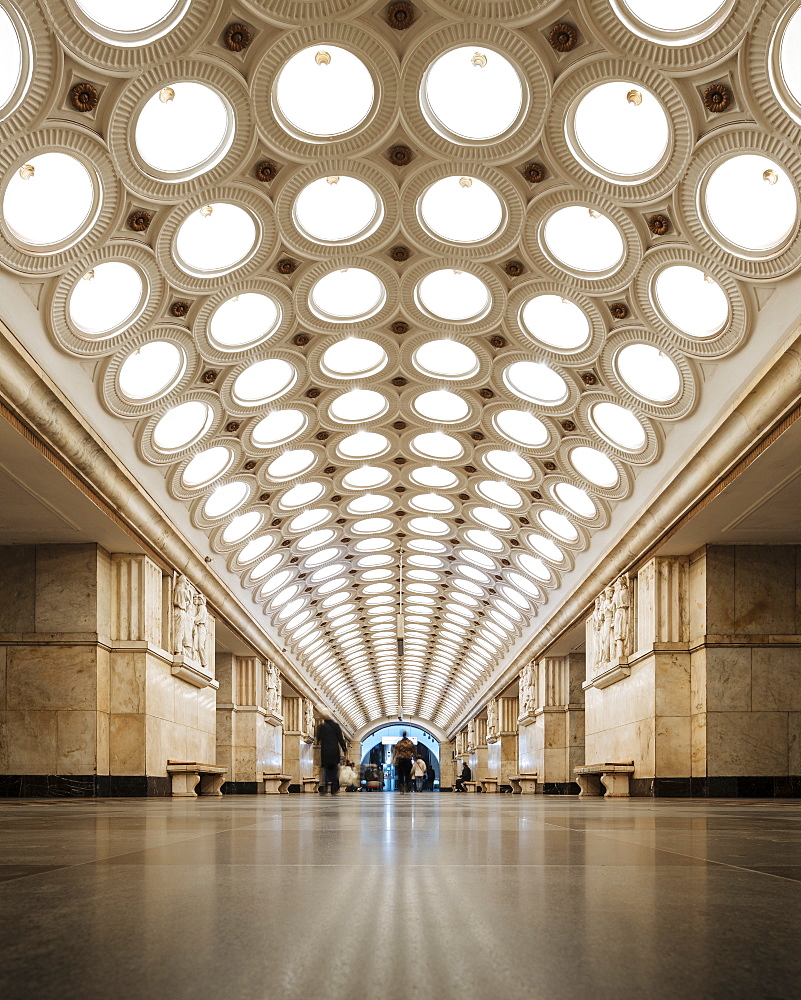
top-left (0, 545), bottom-right (217, 795)
top-left (519, 656), bottom-right (584, 792)
top-left (487, 697), bottom-right (518, 789)
top-left (281, 696), bottom-right (314, 791)
top-left (438, 740), bottom-right (454, 790)
top-left (469, 717), bottom-right (488, 783)
top-left (216, 654), bottom-right (282, 793)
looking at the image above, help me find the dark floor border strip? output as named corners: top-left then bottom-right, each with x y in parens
top-left (0, 775), bottom-right (171, 797)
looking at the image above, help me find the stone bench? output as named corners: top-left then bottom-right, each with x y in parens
top-left (462, 780), bottom-right (478, 793)
top-left (263, 772), bottom-right (293, 795)
top-left (166, 761), bottom-right (226, 797)
top-left (509, 773), bottom-right (538, 794)
top-left (301, 776), bottom-right (320, 793)
top-left (574, 762), bottom-right (635, 798)
top-left (480, 777), bottom-right (499, 793)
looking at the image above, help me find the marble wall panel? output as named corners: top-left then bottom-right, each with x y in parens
top-left (690, 647), bottom-right (707, 716)
top-left (0, 647), bottom-right (6, 707)
top-left (585, 717), bottom-right (655, 775)
top-left (197, 686), bottom-right (216, 734)
top-left (691, 711), bottom-right (707, 777)
top-left (145, 656), bottom-right (175, 722)
top-left (96, 547), bottom-right (111, 640)
top-left (96, 708), bottom-right (109, 775)
top-left (733, 546), bottom-right (795, 634)
top-left (702, 546), bottom-right (735, 635)
top-left (0, 546), bottom-right (35, 632)
top-left (654, 716), bottom-right (692, 777)
top-left (706, 712), bottom-right (789, 776)
top-left (35, 544), bottom-right (100, 633)
top-left (789, 713), bottom-right (801, 774)
top-left (109, 651), bottom-right (145, 714)
top-left (56, 710), bottom-right (98, 774)
top-left (751, 646), bottom-right (801, 712)
top-left (654, 653), bottom-right (691, 718)
top-left (109, 712), bottom-right (145, 774)
top-left (173, 676), bottom-right (200, 731)
top-left (689, 548), bottom-right (707, 641)
top-left (0, 710), bottom-right (57, 772)
top-left (704, 646), bottom-right (752, 712)
top-left (7, 645), bottom-right (98, 711)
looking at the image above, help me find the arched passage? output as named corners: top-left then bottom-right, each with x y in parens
top-left (360, 723), bottom-right (441, 790)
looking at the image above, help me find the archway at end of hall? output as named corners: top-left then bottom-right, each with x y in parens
top-left (360, 723), bottom-right (441, 791)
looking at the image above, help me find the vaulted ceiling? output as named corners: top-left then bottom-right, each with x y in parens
top-left (0, 0), bottom-right (799, 733)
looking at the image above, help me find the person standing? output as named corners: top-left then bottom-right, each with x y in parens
top-left (392, 732), bottom-right (416, 793)
top-left (412, 755), bottom-right (427, 792)
top-left (316, 716), bottom-right (347, 795)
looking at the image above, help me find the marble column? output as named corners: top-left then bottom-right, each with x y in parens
top-left (216, 654), bottom-right (281, 793)
top-left (437, 740), bottom-right (454, 790)
top-left (519, 656), bottom-right (584, 792)
top-left (0, 545), bottom-right (217, 796)
top-left (468, 717), bottom-right (488, 784)
top-left (281, 696), bottom-right (314, 791)
top-left (487, 697), bottom-right (518, 789)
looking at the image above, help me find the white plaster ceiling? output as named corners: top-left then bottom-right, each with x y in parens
top-left (1, 0), bottom-right (800, 733)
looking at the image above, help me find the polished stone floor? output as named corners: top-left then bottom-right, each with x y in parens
top-left (1, 794), bottom-right (800, 1000)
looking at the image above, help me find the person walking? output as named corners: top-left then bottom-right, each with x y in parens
top-left (316, 715), bottom-right (347, 795)
top-left (412, 755), bottom-right (427, 792)
top-left (392, 732), bottom-right (416, 793)
top-left (339, 760), bottom-right (359, 791)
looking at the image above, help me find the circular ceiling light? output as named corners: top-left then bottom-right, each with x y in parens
top-left (413, 389), bottom-right (469, 423)
top-left (294, 176), bottom-right (381, 244)
top-left (266, 449), bottom-right (317, 480)
top-left (571, 82), bottom-right (669, 178)
top-left (704, 154), bottom-right (796, 253)
top-left (135, 82), bottom-right (232, 177)
top-left (526, 532), bottom-right (563, 562)
top-left (152, 400), bottom-right (212, 452)
top-left (237, 535), bottom-right (274, 565)
top-left (353, 516), bottom-right (393, 534)
top-left (304, 546), bottom-right (339, 567)
top-left (0, 4), bottom-right (26, 119)
top-left (477, 480), bottom-right (523, 508)
top-left (590, 401), bottom-right (646, 451)
top-left (261, 568), bottom-right (294, 594)
top-left (465, 528), bottom-right (503, 551)
top-left (553, 482), bottom-right (596, 518)
top-left (542, 206), bottom-right (624, 274)
top-left (500, 585), bottom-right (529, 610)
top-left (493, 409), bottom-right (549, 449)
top-left (569, 446), bottom-right (619, 488)
top-left (73, 0), bottom-right (185, 35)
top-left (275, 45), bottom-right (374, 139)
top-left (408, 516), bottom-right (449, 535)
top-left (347, 493), bottom-right (392, 515)
top-left (354, 537), bottom-right (393, 552)
top-left (174, 203), bottom-right (257, 274)
top-left (252, 409), bottom-right (307, 449)
top-left (223, 510), bottom-right (261, 544)
top-left (653, 266), bottom-right (728, 339)
top-left (232, 359), bottom-right (296, 406)
top-left (410, 466), bottom-right (459, 489)
top-left (412, 431), bottom-right (463, 461)
top-left (342, 465), bottom-right (391, 490)
top-left (310, 269), bottom-right (386, 321)
top-left (780, 7), bottom-right (801, 110)
top-left (3, 152), bottom-right (96, 247)
top-left (297, 528), bottom-right (337, 550)
top-left (617, 343), bottom-right (680, 402)
top-left (181, 446), bottom-right (232, 489)
top-left (540, 509), bottom-right (578, 542)
top-left (618, 0), bottom-right (728, 35)
top-left (416, 269), bottom-right (491, 321)
top-left (204, 480), bottom-right (248, 519)
top-left (410, 493), bottom-right (454, 514)
top-left (509, 567), bottom-right (542, 593)
top-left (419, 176), bottom-right (504, 243)
top-left (279, 481), bottom-right (325, 509)
top-left (504, 361), bottom-right (568, 406)
top-left (289, 508), bottom-right (331, 532)
top-left (408, 555), bottom-right (443, 568)
top-left (422, 45), bottom-right (523, 142)
top-left (471, 507), bottom-right (512, 530)
top-left (408, 538), bottom-right (447, 553)
top-left (322, 338), bottom-right (388, 380)
top-left (338, 430), bottom-right (389, 459)
top-left (69, 262), bottom-right (145, 338)
top-left (519, 294), bottom-right (590, 351)
top-left (311, 562), bottom-right (347, 581)
top-left (482, 450), bottom-right (533, 480)
top-left (209, 293), bottom-right (281, 350)
top-left (251, 554), bottom-right (283, 581)
top-left (412, 339), bottom-right (479, 379)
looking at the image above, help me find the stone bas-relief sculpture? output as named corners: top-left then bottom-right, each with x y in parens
top-left (467, 719), bottom-right (476, 751)
top-left (519, 661), bottom-right (537, 720)
top-left (193, 593), bottom-right (208, 668)
top-left (587, 574), bottom-right (631, 682)
top-left (265, 659), bottom-right (282, 718)
top-left (487, 699), bottom-right (498, 742)
top-left (171, 574), bottom-right (213, 677)
top-left (303, 698), bottom-right (315, 742)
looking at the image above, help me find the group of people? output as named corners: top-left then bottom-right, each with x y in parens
top-left (315, 720), bottom-right (435, 794)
